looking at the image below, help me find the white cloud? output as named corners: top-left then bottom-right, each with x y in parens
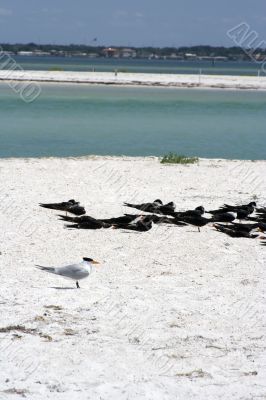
top-left (0, 8), bottom-right (12, 16)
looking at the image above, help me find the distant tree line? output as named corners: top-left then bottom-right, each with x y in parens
top-left (1, 43), bottom-right (265, 59)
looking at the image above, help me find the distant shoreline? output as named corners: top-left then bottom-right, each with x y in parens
top-left (1, 70), bottom-right (266, 90)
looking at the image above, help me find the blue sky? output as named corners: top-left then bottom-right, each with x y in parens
top-left (0, 0), bottom-right (265, 46)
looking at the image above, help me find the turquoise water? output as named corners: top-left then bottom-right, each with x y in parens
top-left (11, 56), bottom-right (266, 76)
top-left (0, 83), bottom-right (265, 159)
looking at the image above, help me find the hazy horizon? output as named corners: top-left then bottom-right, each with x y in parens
top-left (1, 42), bottom-right (263, 49)
top-left (0, 0), bottom-right (265, 47)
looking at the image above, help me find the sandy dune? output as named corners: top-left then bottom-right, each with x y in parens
top-left (0, 157), bottom-right (265, 399)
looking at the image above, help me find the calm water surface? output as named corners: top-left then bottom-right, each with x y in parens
top-left (0, 83), bottom-right (265, 159)
top-left (10, 56), bottom-right (266, 76)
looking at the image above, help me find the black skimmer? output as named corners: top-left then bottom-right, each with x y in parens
top-left (100, 214), bottom-right (142, 225)
top-left (215, 222), bottom-right (263, 234)
top-left (179, 215), bottom-right (210, 232)
top-left (124, 199), bottom-right (162, 212)
top-left (113, 216), bottom-right (153, 232)
top-left (40, 199), bottom-right (85, 216)
top-left (208, 202), bottom-right (256, 215)
top-left (213, 224), bottom-right (259, 238)
top-left (154, 204), bottom-right (176, 216)
top-left (174, 206), bottom-right (205, 218)
top-left (219, 202), bottom-right (256, 214)
top-left (58, 215), bottom-right (98, 223)
top-left (66, 216), bottom-right (112, 230)
top-left (210, 212), bottom-right (236, 223)
top-left (123, 200), bottom-right (175, 215)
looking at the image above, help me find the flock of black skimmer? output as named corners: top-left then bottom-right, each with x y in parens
top-left (39, 199), bottom-right (266, 244)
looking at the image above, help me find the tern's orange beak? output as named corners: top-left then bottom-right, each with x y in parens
top-left (92, 260), bottom-right (100, 265)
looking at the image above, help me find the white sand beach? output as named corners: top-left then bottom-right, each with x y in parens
top-left (0, 156), bottom-right (265, 400)
top-left (0, 70), bottom-right (266, 90)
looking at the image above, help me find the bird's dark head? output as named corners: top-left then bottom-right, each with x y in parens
top-left (154, 199), bottom-right (163, 204)
top-left (138, 216), bottom-right (153, 228)
top-left (142, 215), bottom-right (153, 223)
top-left (196, 206), bottom-right (205, 214)
top-left (69, 199), bottom-right (76, 204)
top-left (83, 257), bottom-right (100, 265)
top-left (166, 202), bottom-right (176, 208)
top-left (249, 202), bottom-right (256, 207)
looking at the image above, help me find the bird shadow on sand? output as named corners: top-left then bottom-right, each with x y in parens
top-left (119, 231), bottom-right (147, 234)
top-left (51, 286), bottom-right (76, 290)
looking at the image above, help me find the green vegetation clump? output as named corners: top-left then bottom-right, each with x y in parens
top-left (160, 152), bottom-right (199, 164)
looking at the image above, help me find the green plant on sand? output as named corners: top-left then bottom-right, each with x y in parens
top-left (160, 152), bottom-right (199, 164)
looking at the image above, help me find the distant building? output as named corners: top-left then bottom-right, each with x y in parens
top-left (168, 53), bottom-right (183, 60)
top-left (185, 53), bottom-right (197, 59)
top-left (102, 47), bottom-right (119, 57)
top-left (102, 47), bottom-right (136, 58)
top-left (17, 51), bottom-right (34, 56)
top-left (148, 53), bottom-right (160, 59)
top-left (33, 51), bottom-right (51, 56)
top-left (120, 48), bottom-right (137, 58)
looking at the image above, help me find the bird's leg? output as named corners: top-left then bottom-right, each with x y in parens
top-left (198, 227), bottom-right (200, 232)
top-left (76, 281), bottom-right (80, 289)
